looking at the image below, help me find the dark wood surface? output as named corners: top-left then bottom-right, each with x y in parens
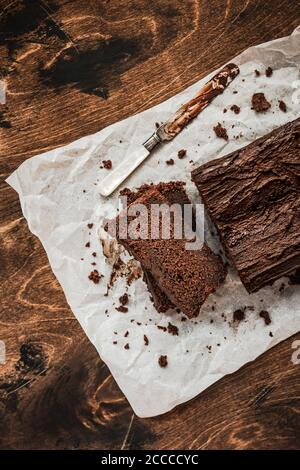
top-left (0, 0), bottom-right (300, 450)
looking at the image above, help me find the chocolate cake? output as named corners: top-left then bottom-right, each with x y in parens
top-left (113, 183), bottom-right (226, 317)
top-left (120, 181), bottom-right (190, 312)
top-left (143, 269), bottom-right (174, 312)
top-left (192, 117), bottom-right (300, 293)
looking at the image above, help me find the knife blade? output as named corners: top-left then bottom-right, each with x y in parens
top-left (99, 63), bottom-right (239, 197)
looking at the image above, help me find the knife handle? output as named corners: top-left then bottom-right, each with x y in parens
top-left (99, 145), bottom-right (150, 197)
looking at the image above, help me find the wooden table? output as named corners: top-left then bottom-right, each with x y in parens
top-left (0, 0), bottom-right (300, 450)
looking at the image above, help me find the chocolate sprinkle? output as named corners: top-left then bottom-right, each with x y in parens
top-left (167, 322), bottom-right (179, 336)
top-left (233, 309), bottom-right (245, 323)
top-left (279, 100), bottom-right (287, 113)
top-left (265, 66), bottom-right (273, 77)
top-left (230, 104), bottom-right (240, 114)
top-left (213, 122), bottom-right (228, 141)
top-left (119, 293), bottom-right (129, 306)
top-left (116, 305), bottom-right (128, 313)
top-left (144, 335), bottom-right (149, 346)
top-left (102, 160), bottom-right (112, 170)
top-left (259, 310), bottom-right (271, 326)
top-left (178, 149), bottom-right (187, 159)
top-left (157, 325), bottom-right (167, 332)
top-left (88, 270), bottom-right (102, 284)
top-left (252, 93), bottom-right (271, 112)
top-left (158, 355), bottom-right (168, 368)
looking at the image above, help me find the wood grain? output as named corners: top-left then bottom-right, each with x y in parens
top-left (0, 0), bottom-right (300, 450)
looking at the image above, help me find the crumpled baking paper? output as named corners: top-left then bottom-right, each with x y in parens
top-left (7, 27), bottom-right (300, 417)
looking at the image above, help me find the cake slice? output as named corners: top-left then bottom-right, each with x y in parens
top-left (119, 181), bottom-right (191, 312)
top-left (192, 117), bottom-right (300, 293)
top-left (113, 183), bottom-right (226, 317)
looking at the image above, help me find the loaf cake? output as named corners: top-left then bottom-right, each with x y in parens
top-left (192, 117), bottom-right (300, 293)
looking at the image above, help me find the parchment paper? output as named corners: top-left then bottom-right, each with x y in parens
top-left (7, 27), bottom-right (300, 417)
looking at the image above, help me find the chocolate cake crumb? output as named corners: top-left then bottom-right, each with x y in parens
top-left (167, 322), bottom-right (179, 336)
top-left (251, 93), bottom-right (271, 112)
top-left (116, 305), bottom-right (128, 313)
top-left (265, 66), bottom-right (273, 77)
top-left (119, 293), bottom-right (129, 306)
top-left (124, 331), bottom-right (129, 338)
top-left (178, 149), bottom-right (187, 159)
top-left (102, 160), bottom-right (112, 170)
top-left (223, 108), bottom-right (227, 113)
top-left (213, 122), bottom-right (228, 141)
top-left (181, 316), bottom-right (187, 322)
top-left (166, 158), bottom-right (174, 165)
top-left (85, 241), bottom-right (90, 248)
top-left (255, 69), bottom-right (261, 77)
top-left (230, 104), bottom-right (240, 114)
top-left (158, 355), bottom-right (168, 368)
top-left (155, 122), bottom-right (160, 128)
top-left (87, 223), bottom-right (93, 229)
top-left (279, 100), bottom-right (287, 113)
top-left (233, 309), bottom-right (245, 323)
top-left (88, 270), bottom-right (102, 284)
top-left (259, 310), bottom-right (271, 326)
top-left (92, 252), bottom-right (97, 257)
top-left (144, 335), bottom-right (149, 346)
top-left (124, 343), bottom-right (130, 350)
top-left (157, 325), bottom-right (167, 332)
top-left (126, 264), bottom-right (142, 285)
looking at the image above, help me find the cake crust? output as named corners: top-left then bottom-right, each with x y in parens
top-left (192, 117), bottom-right (300, 293)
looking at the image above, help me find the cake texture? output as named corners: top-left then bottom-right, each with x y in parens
top-left (113, 182), bottom-right (226, 317)
top-left (120, 182), bottom-right (190, 312)
top-left (192, 117), bottom-right (300, 293)
top-left (120, 181), bottom-right (191, 312)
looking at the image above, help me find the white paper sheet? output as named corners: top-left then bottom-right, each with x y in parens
top-left (7, 27), bottom-right (300, 417)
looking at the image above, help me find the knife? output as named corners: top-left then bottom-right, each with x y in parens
top-left (99, 63), bottom-right (239, 197)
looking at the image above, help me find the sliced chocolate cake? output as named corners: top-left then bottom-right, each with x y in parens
top-left (111, 182), bottom-right (226, 317)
